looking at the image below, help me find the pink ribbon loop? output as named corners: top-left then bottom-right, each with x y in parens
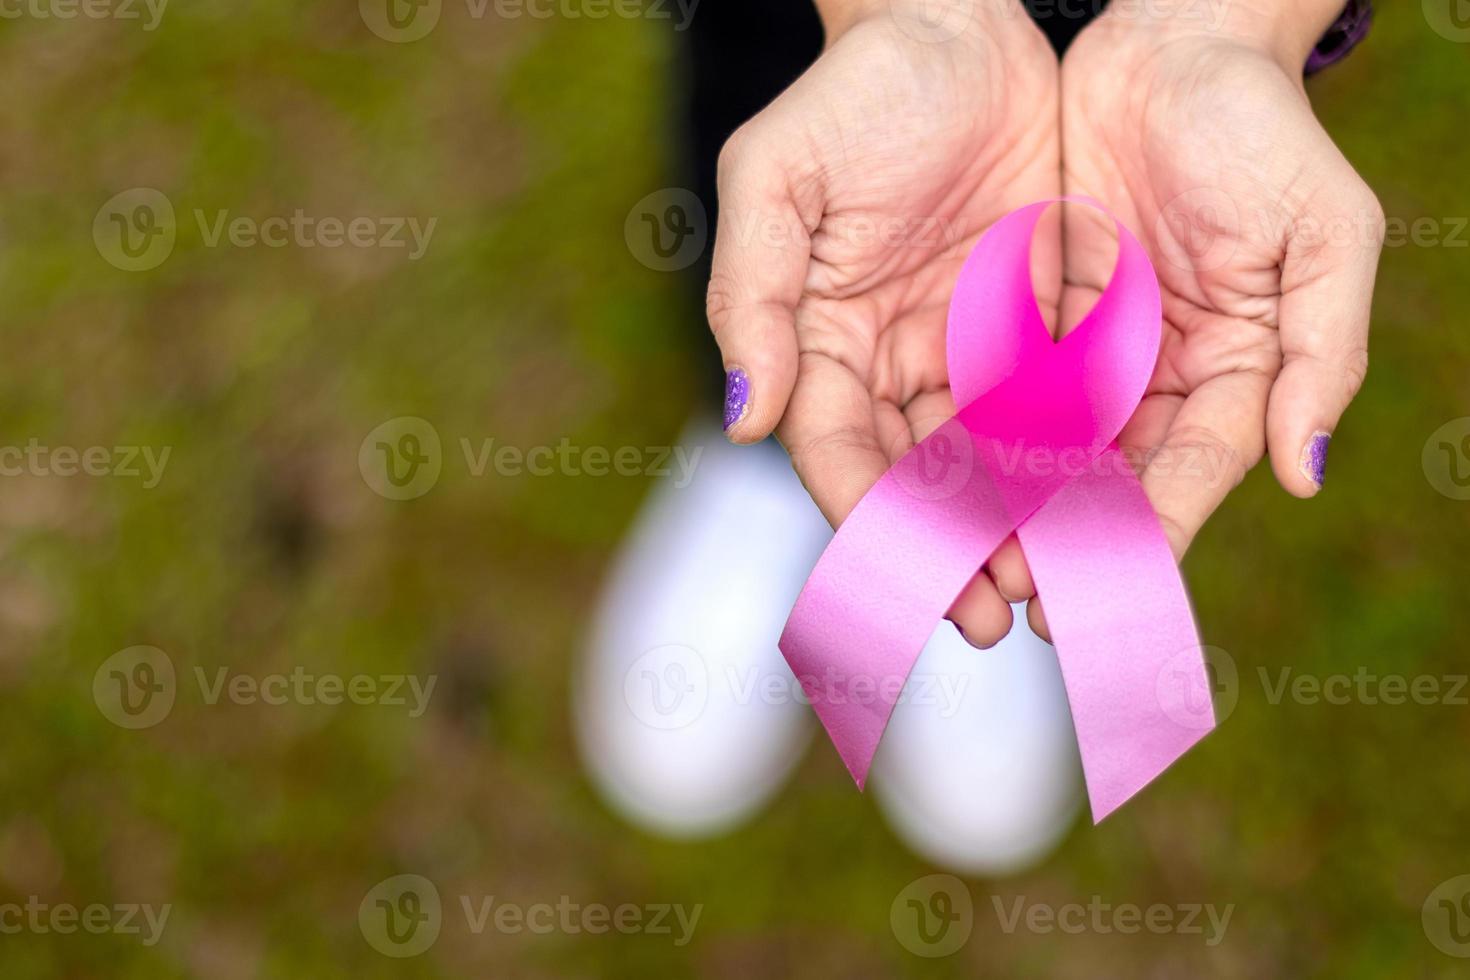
top-left (779, 201), bottom-right (1215, 822)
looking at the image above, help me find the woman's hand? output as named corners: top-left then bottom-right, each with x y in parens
top-left (707, 0), bottom-right (1062, 647)
top-left (998, 0), bottom-right (1382, 638)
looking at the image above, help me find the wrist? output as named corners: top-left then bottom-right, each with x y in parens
top-left (1094, 0), bottom-right (1354, 74)
top-left (812, 0), bottom-right (885, 39)
top-left (1249, 0), bottom-right (1361, 71)
top-left (817, 0), bottom-right (1040, 46)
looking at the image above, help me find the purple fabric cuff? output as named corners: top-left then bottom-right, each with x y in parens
top-left (1305, 0), bottom-right (1373, 74)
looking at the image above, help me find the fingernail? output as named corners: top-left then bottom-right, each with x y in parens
top-left (1299, 430), bottom-right (1330, 489)
top-left (723, 368), bottom-right (750, 432)
top-left (947, 617), bottom-right (990, 651)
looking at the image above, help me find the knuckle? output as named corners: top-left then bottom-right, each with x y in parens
top-left (1156, 423), bottom-right (1252, 492)
top-left (790, 423), bottom-right (883, 472)
top-left (1352, 181), bottom-right (1386, 234)
top-left (1153, 510), bottom-right (1193, 560)
top-left (1341, 345), bottom-right (1369, 397)
top-left (1329, 177), bottom-right (1385, 244)
top-left (704, 272), bottom-right (740, 335)
top-left (715, 123), bottom-right (761, 185)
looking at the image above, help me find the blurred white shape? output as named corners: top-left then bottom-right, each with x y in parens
top-left (870, 612), bottom-right (1083, 877)
top-left (577, 421), bottom-right (1081, 872)
top-left (574, 422), bottom-right (827, 837)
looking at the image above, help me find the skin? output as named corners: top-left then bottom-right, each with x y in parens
top-left (710, 0), bottom-right (1382, 647)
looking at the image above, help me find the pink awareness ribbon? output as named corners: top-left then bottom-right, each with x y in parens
top-left (778, 201), bottom-right (1215, 821)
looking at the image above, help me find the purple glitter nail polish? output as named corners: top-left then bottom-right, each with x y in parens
top-left (723, 369), bottom-right (749, 431)
top-left (1305, 0), bottom-right (1372, 75)
top-left (1300, 430), bottom-right (1331, 487)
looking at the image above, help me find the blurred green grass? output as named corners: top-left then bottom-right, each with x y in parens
top-left (0, 2), bottom-right (1466, 977)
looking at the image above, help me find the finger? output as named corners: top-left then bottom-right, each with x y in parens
top-left (948, 579), bottom-right (1014, 650)
top-left (781, 355), bottom-right (1018, 648)
top-left (776, 351), bottom-right (889, 527)
top-left (985, 535), bottom-right (1034, 603)
top-left (707, 122), bottom-right (823, 444)
top-left (1137, 372), bottom-right (1267, 558)
top-left (1029, 200), bottom-right (1064, 335)
top-left (1056, 197), bottom-right (1119, 339)
top-left (1026, 595), bottom-right (1051, 644)
top-left (1265, 180), bottom-right (1382, 496)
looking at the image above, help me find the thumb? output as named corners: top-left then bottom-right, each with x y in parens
top-left (1266, 178), bottom-right (1382, 496)
top-left (706, 122), bottom-right (821, 443)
